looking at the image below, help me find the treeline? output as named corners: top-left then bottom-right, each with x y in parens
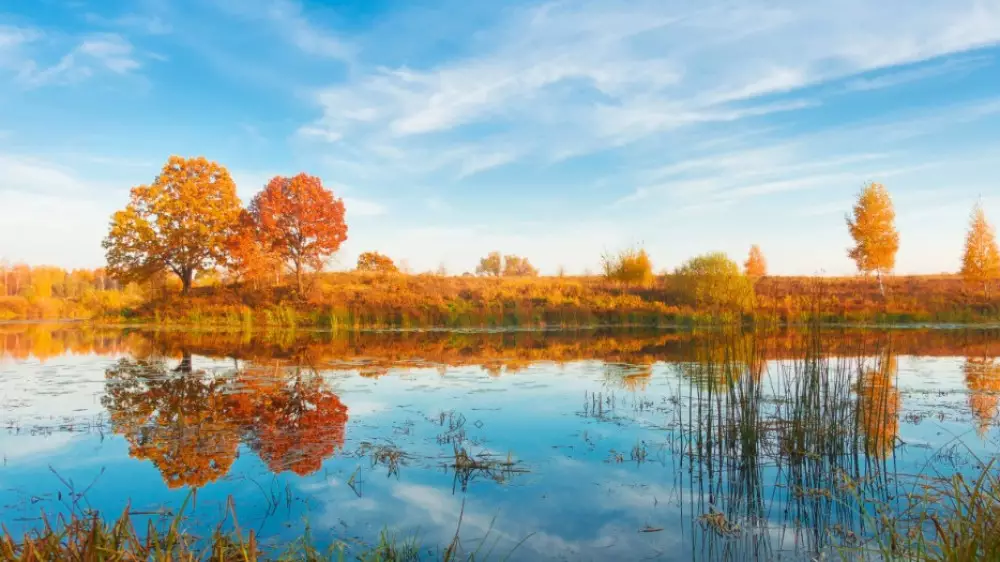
top-left (0, 263), bottom-right (142, 320)
top-left (5, 156), bottom-right (1000, 325)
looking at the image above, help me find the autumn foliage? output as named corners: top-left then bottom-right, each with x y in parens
top-left (103, 156), bottom-right (242, 294)
top-left (476, 252), bottom-right (502, 277)
top-left (357, 251), bottom-right (398, 273)
top-left (226, 210), bottom-right (283, 288)
top-left (502, 255), bottom-right (538, 277)
top-left (846, 182), bottom-right (899, 289)
top-left (856, 353), bottom-right (900, 458)
top-left (961, 202), bottom-right (1000, 296)
top-left (601, 246), bottom-right (654, 286)
top-left (744, 245), bottom-right (767, 277)
top-left (103, 356), bottom-right (349, 488)
top-left (249, 174), bottom-right (348, 293)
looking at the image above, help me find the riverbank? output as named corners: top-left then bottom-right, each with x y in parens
top-left (2, 273), bottom-right (998, 328)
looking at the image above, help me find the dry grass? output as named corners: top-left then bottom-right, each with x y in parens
top-left (117, 272), bottom-right (1000, 328)
top-left (4, 271), bottom-right (999, 327)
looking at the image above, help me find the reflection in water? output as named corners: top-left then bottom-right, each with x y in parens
top-left (670, 335), bottom-right (898, 558)
top-left (964, 356), bottom-right (1000, 434)
top-left (103, 354), bottom-right (348, 488)
top-left (857, 353), bottom-right (900, 458)
top-left (2, 324), bottom-right (999, 560)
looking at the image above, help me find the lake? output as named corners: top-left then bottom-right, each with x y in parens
top-left (1, 324), bottom-right (998, 560)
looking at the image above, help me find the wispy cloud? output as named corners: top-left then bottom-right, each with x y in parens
top-left (0, 154), bottom-right (95, 193)
top-left (0, 25), bottom-right (41, 51)
top-left (844, 55), bottom-right (993, 92)
top-left (343, 197), bottom-right (387, 217)
top-left (212, 0), bottom-right (354, 61)
top-left (297, 0), bottom-right (1000, 185)
top-left (84, 13), bottom-right (173, 35)
top-left (16, 33), bottom-right (141, 87)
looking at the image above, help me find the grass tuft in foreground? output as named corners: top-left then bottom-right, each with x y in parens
top-left (0, 495), bottom-right (527, 562)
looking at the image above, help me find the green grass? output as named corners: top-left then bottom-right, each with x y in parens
top-left (0, 494), bottom-right (531, 562)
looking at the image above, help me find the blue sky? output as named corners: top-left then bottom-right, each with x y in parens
top-left (2, 0), bottom-right (1000, 275)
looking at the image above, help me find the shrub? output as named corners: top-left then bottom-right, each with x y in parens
top-left (602, 247), bottom-right (654, 286)
top-left (674, 252), bottom-right (755, 312)
top-left (356, 251), bottom-right (398, 273)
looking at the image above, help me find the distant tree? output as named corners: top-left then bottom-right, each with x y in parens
top-left (436, 262), bottom-right (448, 276)
top-left (503, 255), bottom-right (539, 277)
top-left (601, 247), bottom-right (653, 286)
top-left (961, 202), bottom-right (1000, 297)
top-left (356, 251), bottom-right (398, 273)
top-left (674, 252), bottom-right (755, 312)
top-left (744, 244), bottom-right (767, 278)
top-left (476, 252), bottom-right (502, 277)
top-left (251, 174), bottom-right (348, 293)
top-left (103, 156), bottom-right (242, 294)
top-left (846, 182), bottom-right (899, 294)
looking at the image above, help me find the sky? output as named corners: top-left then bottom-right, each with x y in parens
top-left (1, 0), bottom-right (1000, 275)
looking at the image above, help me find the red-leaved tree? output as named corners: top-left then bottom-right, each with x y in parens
top-left (251, 174), bottom-right (348, 293)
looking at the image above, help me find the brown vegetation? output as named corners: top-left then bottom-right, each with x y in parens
top-left (6, 266), bottom-right (1000, 326)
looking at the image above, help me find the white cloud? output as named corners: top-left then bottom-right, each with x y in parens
top-left (17, 33), bottom-right (140, 86)
top-left (294, 0), bottom-right (1000, 194)
top-left (213, 0), bottom-right (354, 60)
top-left (84, 13), bottom-right (173, 35)
top-left (0, 154), bottom-right (93, 193)
top-left (0, 25), bottom-right (41, 51)
top-left (455, 151), bottom-right (518, 179)
top-left (844, 55), bottom-right (992, 92)
top-left (297, 125), bottom-right (342, 143)
top-left (343, 196), bottom-right (387, 217)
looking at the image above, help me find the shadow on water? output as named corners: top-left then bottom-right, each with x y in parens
top-left (1, 323), bottom-right (999, 560)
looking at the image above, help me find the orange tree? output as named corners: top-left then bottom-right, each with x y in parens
top-left (226, 210), bottom-right (283, 289)
top-left (250, 174), bottom-right (348, 293)
top-left (103, 156), bottom-right (241, 294)
top-left (846, 182), bottom-right (899, 294)
top-left (961, 202), bottom-right (1000, 297)
top-left (744, 244), bottom-right (767, 278)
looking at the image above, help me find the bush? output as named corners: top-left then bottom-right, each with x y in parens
top-left (674, 252), bottom-right (755, 313)
top-left (602, 247), bottom-right (654, 286)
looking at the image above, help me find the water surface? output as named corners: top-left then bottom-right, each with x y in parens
top-left (1, 324), bottom-right (998, 560)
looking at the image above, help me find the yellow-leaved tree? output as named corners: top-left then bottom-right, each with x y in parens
top-left (961, 202), bottom-right (1000, 297)
top-left (846, 182), bottom-right (899, 294)
top-left (103, 156), bottom-right (242, 295)
top-left (744, 244), bottom-right (767, 278)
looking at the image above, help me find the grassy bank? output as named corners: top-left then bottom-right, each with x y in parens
top-left (4, 272), bottom-right (1000, 328)
top-left (0, 498), bottom-right (506, 562)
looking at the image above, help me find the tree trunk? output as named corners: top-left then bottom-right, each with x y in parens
top-left (876, 270), bottom-right (885, 297)
top-left (295, 261), bottom-right (303, 295)
top-left (180, 268), bottom-right (194, 295)
top-left (175, 351), bottom-right (193, 374)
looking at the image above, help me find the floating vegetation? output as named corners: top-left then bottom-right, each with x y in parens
top-left (446, 446), bottom-right (529, 492)
top-left (358, 441), bottom-right (410, 478)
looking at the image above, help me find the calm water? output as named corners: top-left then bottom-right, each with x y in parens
top-left (1, 324), bottom-right (999, 560)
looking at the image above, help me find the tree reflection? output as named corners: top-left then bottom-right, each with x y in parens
top-left (963, 356), bottom-right (1000, 434)
top-left (103, 355), bottom-right (241, 489)
top-left (103, 354), bottom-right (349, 488)
top-left (856, 353), bottom-right (899, 459)
top-left (232, 365), bottom-right (349, 476)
